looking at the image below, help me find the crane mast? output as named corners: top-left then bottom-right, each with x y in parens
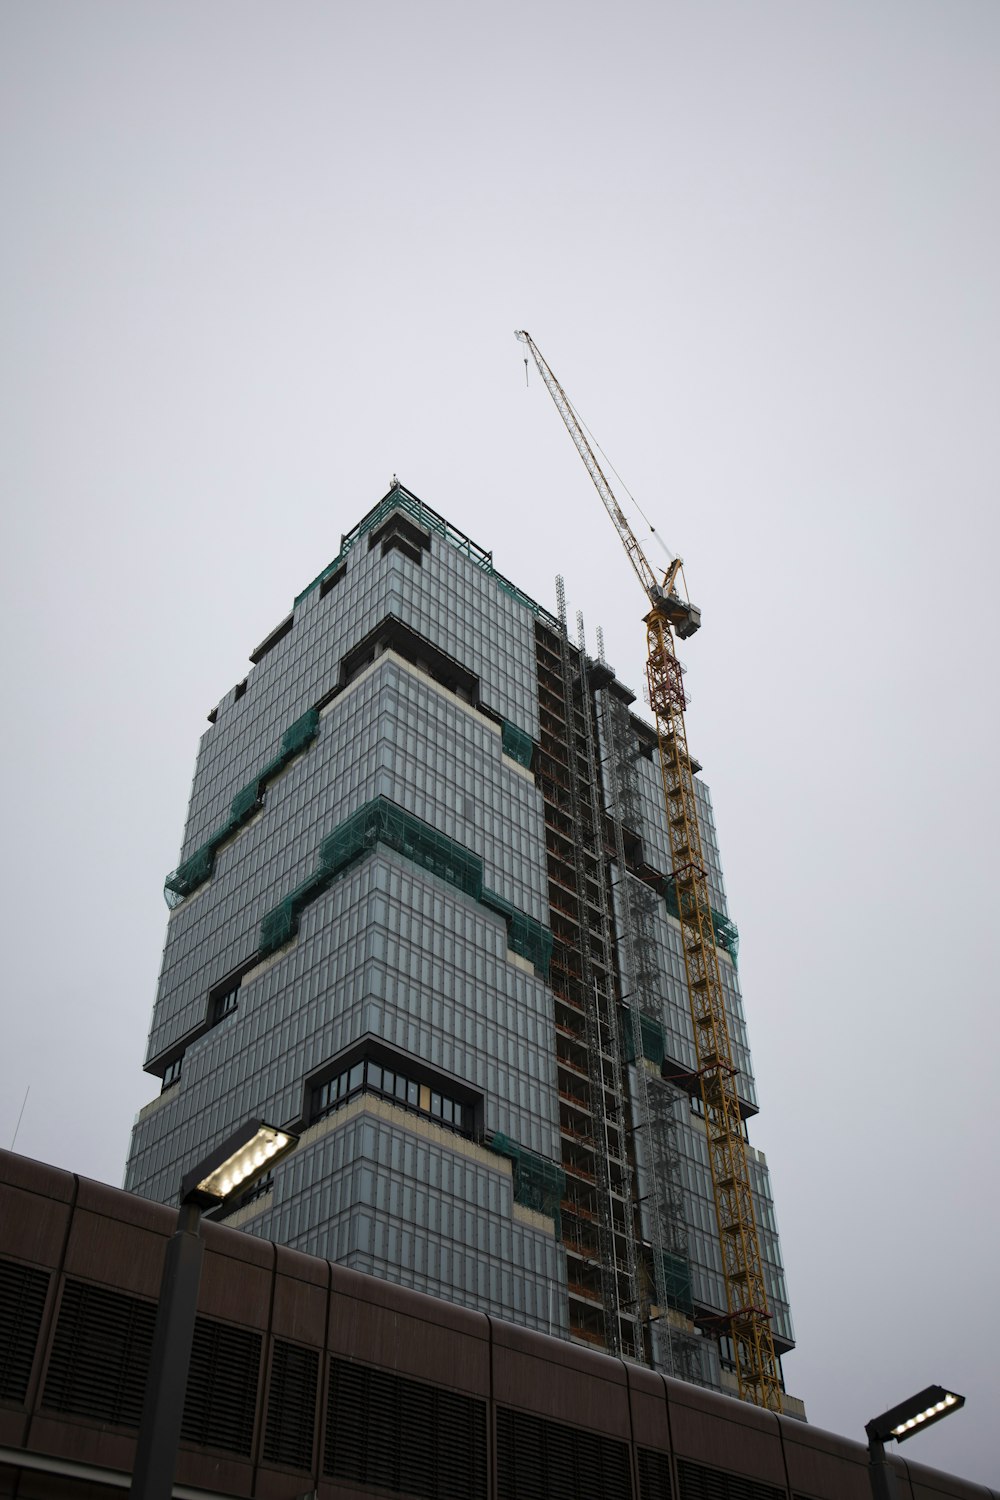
top-left (516, 329), bottom-right (782, 1412)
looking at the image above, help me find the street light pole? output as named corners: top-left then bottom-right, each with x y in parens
top-left (864, 1385), bottom-right (965, 1500)
top-left (130, 1201), bottom-right (206, 1500)
top-left (129, 1122), bottom-right (297, 1500)
top-left (865, 1426), bottom-right (896, 1500)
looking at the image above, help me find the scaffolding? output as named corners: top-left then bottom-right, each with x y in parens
top-left (319, 796), bottom-right (483, 899)
top-left (164, 708), bottom-right (321, 908)
top-left (257, 794), bottom-right (553, 976)
top-left (623, 1011), bottom-right (666, 1068)
top-left (529, 587), bottom-right (645, 1359)
top-left (576, 609), bottom-right (643, 1361)
top-left (489, 1132), bottom-right (565, 1232)
top-left (595, 678), bottom-right (705, 1382)
top-left (481, 889), bottom-right (554, 975)
top-left (660, 875), bottom-right (740, 968)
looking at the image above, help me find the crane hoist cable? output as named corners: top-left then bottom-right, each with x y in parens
top-left (515, 328), bottom-right (783, 1413)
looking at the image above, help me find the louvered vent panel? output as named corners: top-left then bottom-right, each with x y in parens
top-left (263, 1339), bottom-right (319, 1470)
top-left (677, 1459), bottom-right (786, 1500)
top-left (496, 1406), bottom-right (632, 1500)
top-left (181, 1315), bottom-right (261, 1457)
top-left (324, 1355), bottom-right (487, 1500)
top-left (638, 1448), bottom-right (673, 1500)
top-left (42, 1279), bottom-right (155, 1427)
top-left (0, 1259), bottom-right (49, 1403)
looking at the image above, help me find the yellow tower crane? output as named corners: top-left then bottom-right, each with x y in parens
top-left (516, 329), bottom-right (783, 1412)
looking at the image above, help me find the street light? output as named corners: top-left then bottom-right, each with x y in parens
top-left (130, 1121), bottom-right (297, 1500)
top-left (865, 1385), bottom-right (965, 1500)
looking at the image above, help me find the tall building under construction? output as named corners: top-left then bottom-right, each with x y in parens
top-left (125, 482), bottom-right (799, 1407)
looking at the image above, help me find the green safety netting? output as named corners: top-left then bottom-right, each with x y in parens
top-left (660, 877), bottom-right (740, 967)
top-left (281, 707), bottom-right (320, 758)
top-left (229, 781), bottom-right (262, 825)
top-left (318, 798), bottom-right (483, 899)
top-left (657, 1249), bottom-right (694, 1314)
top-left (258, 796), bottom-right (554, 973)
top-left (500, 720), bottom-right (534, 770)
top-left (163, 708), bottom-right (321, 909)
top-left (624, 1011), bottom-right (666, 1068)
top-left (481, 889), bottom-right (514, 921)
top-left (508, 912), bottom-right (553, 977)
top-left (257, 708), bottom-right (321, 785)
top-left (164, 844), bottom-right (217, 906)
top-left (489, 1133), bottom-right (565, 1233)
top-left (259, 869), bottom-right (335, 956)
top-left (713, 913), bottom-right (740, 966)
top-left (482, 891), bottom-right (553, 979)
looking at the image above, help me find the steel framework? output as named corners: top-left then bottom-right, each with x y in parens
top-left (596, 677), bottom-right (703, 1383)
top-left (517, 328), bottom-right (782, 1411)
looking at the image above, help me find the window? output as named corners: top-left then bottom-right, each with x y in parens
top-left (319, 563), bottom-right (346, 599)
top-left (309, 1055), bottom-right (472, 1138)
top-left (162, 1056), bottom-right (183, 1090)
top-left (212, 987), bottom-right (240, 1025)
top-left (367, 510), bottom-right (432, 565)
top-left (206, 957), bottom-right (258, 1029)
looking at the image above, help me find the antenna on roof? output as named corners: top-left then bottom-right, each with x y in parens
top-left (10, 1086), bottom-right (29, 1151)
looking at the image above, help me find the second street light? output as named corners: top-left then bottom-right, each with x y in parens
top-left (865, 1384), bottom-right (966, 1500)
top-left (130, 1121), bottom-right (298, 1500)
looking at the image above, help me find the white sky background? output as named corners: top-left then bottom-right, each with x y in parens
top-left (2, 0), bottom-right (998, 1482)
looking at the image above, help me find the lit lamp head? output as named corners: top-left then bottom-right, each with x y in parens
top-left (866, 1385), bottom-right (965, 1446)
top-left (180, 1121), bottom-right (298, 1208)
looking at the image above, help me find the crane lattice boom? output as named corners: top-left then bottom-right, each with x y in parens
top-left (516, 331), bottom-right (701, 640)
top-left (517, 329), bottom-right (782, 1413)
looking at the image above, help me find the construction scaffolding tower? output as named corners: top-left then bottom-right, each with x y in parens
top-left (531, 583), bottom-right (642, 1359)
top-left (595, 669), bottom-right (707, 1383)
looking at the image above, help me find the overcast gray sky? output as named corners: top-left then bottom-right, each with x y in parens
top-left (2, 0), bottom-right (998, 1483)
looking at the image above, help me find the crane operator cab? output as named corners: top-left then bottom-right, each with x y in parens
top-left (648, 579), bottom-right (702, 640)
top-left (671, 597), bottom-right (701, 639)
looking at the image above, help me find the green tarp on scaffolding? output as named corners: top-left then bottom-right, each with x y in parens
top-left (624, 1011), bottom-right (666, 1068)
top-left (229, 781), bottom-right (263, 826)
top-left (281, 707), bottom-right (321, 758)
top-left (258, 867), bottom-right (336, 956)
top-left (508, 911), bottom-right (553, 977)
top-left (658, 1249), bottom-right (694, 1313)
top-left (319, 797), bottom-right (482, 899)
top-left (500, 720), bottom-right (534, 770)
top-left (660, 876), bottom-right (740, 966)
top-left (482, 890), bottom-right (552, 979)
top-left (489, 1133), bottom-right (564, 1233)
top-left (163, 707), bottom-right (321, 909)
top-left (164, 844), bottom-right (216, 905)
top-left (257, 708), bottom-right (322, 785)
top-left (258, 795), bottom-right (554, 974)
